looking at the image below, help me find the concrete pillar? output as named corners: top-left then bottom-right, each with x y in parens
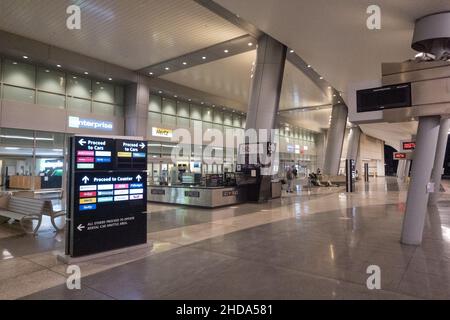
top-left (404, 160), bottom-right (411, 178)
top-left (125, 74), bottom-right (149, 138)
top-left (346, 126), bottom-right (361, 161)
top-left (245, 34), bottom-right (286, 201)
top-left (397, 159), bottom-right (406, 180)
top-left (401, 116), bottom-right (440, 245)
top-left (429, 118), bottom-right (450, 205)
top-left (323, 104), bottom-right (348, 175)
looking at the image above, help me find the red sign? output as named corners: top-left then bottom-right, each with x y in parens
top-left (402, 141), bottom-right (416, 150)
top-left (394, 152), bottom-right (407, 159)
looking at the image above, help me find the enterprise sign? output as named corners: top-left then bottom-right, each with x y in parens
top-left (69, 116), bottom-right (113, 131)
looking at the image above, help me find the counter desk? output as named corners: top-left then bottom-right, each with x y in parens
top-left (147, 185), bottom-right (246, 208)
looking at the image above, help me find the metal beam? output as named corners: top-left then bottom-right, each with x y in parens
top-left (137, 34), bottom-right (256, 77)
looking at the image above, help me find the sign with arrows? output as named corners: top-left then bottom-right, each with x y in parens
top-left (67, 136), bottom-right (148, 257)
top-left (115, 139), bottom-right (147, 170)
top-left (74, 136), bottom-right (114, 170)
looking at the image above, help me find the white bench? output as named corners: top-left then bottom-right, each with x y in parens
top-left (0, 196), bottom-right (45, 235)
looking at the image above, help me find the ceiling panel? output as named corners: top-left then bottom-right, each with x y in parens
top-left (214, 0), bottom-right (450, 94)
top-left (0, 0), bottom-right (246, 69)
top-left (161, 51), bottom-right (332, 111)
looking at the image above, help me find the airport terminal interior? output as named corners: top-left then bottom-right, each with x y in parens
top-left (0, 0), bottom-right (450, 301)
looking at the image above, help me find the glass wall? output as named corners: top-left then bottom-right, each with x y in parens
top-left (148, 94), bottom-right (246, 131)
top-left (0, 57), bottom-right (125, 116)
top-left (0, 128), bottom-right (67, 191)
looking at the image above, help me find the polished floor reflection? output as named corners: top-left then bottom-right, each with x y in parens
top-left (1, 177), bottom-right (450, 299)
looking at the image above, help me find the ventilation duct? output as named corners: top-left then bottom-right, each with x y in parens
top-left (412, 12), bottom-right (450, 61)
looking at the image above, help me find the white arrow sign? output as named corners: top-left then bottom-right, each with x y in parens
top-left (139, 142), bottom-right (146, 149)
top-left (77, 224), bottom-right (85, 232)
top-left (136, 175), bottom-right (142, 182)
top-left (82, 176), bottom-right (89, 184)
top-left (78, 138), bottom-right (86, 146)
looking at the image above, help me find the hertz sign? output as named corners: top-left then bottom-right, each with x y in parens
top-left (152, 127), bottom-right (173, 138)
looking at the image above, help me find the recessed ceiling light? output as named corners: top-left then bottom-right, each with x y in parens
top-left (149, 72), bottom-right (153, 75)
top-left (202, 56), bottom-right (206, 60)
top-left (158, 90), bottom-right (162, 94)
top-left (56, 64), bottom-right (61, 68)
top-left (188, 99), bottom-right (192, 102)
top-left (12, 62), bottom-right (18, 65)
top-left (45, 69), bottom-right (50, 73)
top-left (96, 82), bottom-right (100, 84)
top-left (289, 49), bottom-right (294, 53)
top-left (174, 95), bottom-right (177, 98)
top-left (248, 42), bottom-right (253, 46)
top-left (164, 67), bottom-right (170, 71)
top-left (212, 105), bottom-right (215, 107)
top-left (72, 76), bottom-right (77, 79)
top-left (333, 94), bottom-right (336, 97)
top-left (224, 49), bottom-right (229, 53)
top-left (23, 55), bottom-right (28, 59)
top-left (307, 65), bottom-right (311, 68)
top-left (182, 62), bottom-right (187, 65)
top-left (319, 76), bottom-right (324, 80)
top-left (108, 77), bottom-right (112, 81)
top-left (84, 71), bottom-right (89, 75)
top-left (201, 102), bottom-right (204, 104)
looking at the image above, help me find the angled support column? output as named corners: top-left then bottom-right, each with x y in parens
top-left (124, 75), bottom-right (149, 138)
top-left (323, 103), bottom-right (348, 175)
top-left (429, 118), bottom-right (450, 206)
top-left (401, 116), bottom-right (441, 245)
top-left (346, 126), bottom-right (361, 161)
top-left (245, 34), bottom-right (286, 201)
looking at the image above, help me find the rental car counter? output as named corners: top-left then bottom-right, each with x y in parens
top-left (147, 185), bottom-right (246, 208)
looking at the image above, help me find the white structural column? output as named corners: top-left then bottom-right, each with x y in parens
top-left (323, 104), bottom-right (348, 175)
top-left (124, 74), bottom-right (150, 138)
top-left (401, 116), bottom-right (441, 245)
top-left (346, 126), bottom-right (361, 161)
top-left (245, 34), bottom-right (286, 201)
top-left (397, 160), bottom-right (406, 180)
top-left (429, 118), bottom-right (450, 205)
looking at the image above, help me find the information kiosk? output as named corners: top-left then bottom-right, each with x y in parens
top-left (65, 136), bottom-right (148, 258)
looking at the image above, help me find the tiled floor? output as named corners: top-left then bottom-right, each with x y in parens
top-left (1, 177), bottom-right (450, 299)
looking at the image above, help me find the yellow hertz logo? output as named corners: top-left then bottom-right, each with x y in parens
top-left (156, 128), bottom-right (170, 135)
top-left (153, 127), bottom-right (172, 137)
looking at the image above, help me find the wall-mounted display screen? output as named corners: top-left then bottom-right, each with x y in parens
top-left (357, 83), bottom-right (411, 113)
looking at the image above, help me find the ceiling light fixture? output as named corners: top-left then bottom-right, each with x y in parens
top-left (319, 76), bottom-right (324, 80)
top-left (149, 72), bottom-right (153, 75)
top-left (182, 62), bottom-right (187, 65)
top-left (84, 71), bottom-right (89, 75)
top-left (23, 55), bottom-right (28, 59)
top-left (307, 65), bottom-right (311, 68)
top-left (289, 49), bottom-right (294, 53)
top-left (12, 62), bottom-right (18, 65)
top-left (248, 42), bottom-right (253, 46)
top-left (56, 64), bottom-right (61, 68)
top-left (202, 56), bottom-right (206, 60)
top-left (108, 77), bottom-right (112, 81)
top-left (224, 49), bottom-right (229, 53)
top-left (164, 67), bottom-right (170, 70)
top-left (158, 90), bottom-right (162, 94)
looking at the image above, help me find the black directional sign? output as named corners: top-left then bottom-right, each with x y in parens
top-left (67, 136), bottom-right (148, 258)
top-left (74, 136), bottom-right (114, 171)
top-left (115, 139), bottom-right (147, 170)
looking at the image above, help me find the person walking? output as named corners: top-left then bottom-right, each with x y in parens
top-left (286, 166), bottom-right (294, 193)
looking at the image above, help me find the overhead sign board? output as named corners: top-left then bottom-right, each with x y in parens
top-left (152, 127), bottom-right (173, 138)
top-left (68, 116), bottom-right (113, 131)
top-left (67, 136), bottom-right (148, 258)
top-left (402, 141), bottom-right (416, 151)
top-left (356, 83), bottom-right (412, 113)
top-left (394, 152), bottom-right (407, 159)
